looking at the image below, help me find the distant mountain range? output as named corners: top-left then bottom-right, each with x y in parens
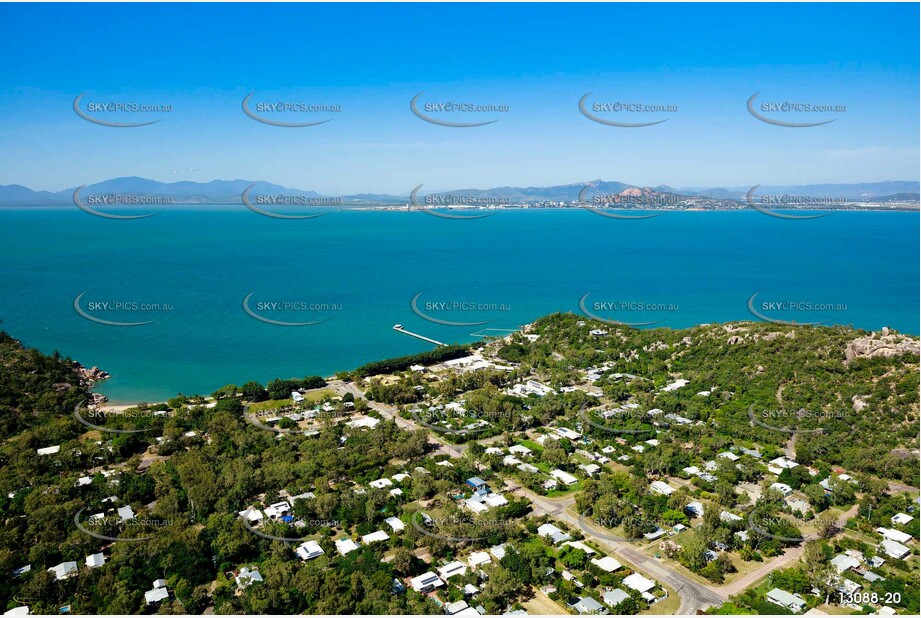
top-left (0, 176), bottom-right (918, 206)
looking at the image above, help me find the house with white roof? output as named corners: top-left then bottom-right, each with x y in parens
top-left (335, 538), bottom-right (359, 555)
top-left (235, 565), bottom-right (263, 589)
top-left (550, 469), bottom-right (578, 486)
top-left (879, 539), bottom-right (911, 560)
top-left (361, 530), bottom-right (390, 544)
top-left (295, 540), bottom-right (325, 560)
top-left (346, 416), bottom-right (380, 429)
top-left (438, 561), bottom-right (468, 579)
top-left (117, 505), bottom-right (135, 521)
top-left (602, 589), bottom-right (630, 608)
top-left (385, 516), bottom-right (405, 532)
top-left (554, 427), bottom-right (581, 440)
top-left (685, 501), bottom-right (704, 517)
top-left (830, 553), bottom-right (860, 573)
top-left (590, 556), bottom-right (622, 573)
top-left (85, 552), bottom-right (105, 568)
top-left (622, 572), bottom-right (656, 594)
top-left (410, 571), bottom-right (444, 593)
top-left (37, 445), bottom-right (61, 456)
top-left (766, 588), bottom-right (806, 612)
top-left (238, 507), bottom-right (264, 523)
top-left (563, 540), bottom-right (596, 555)
top-left (144, 585), bottom-right (169, 605)
top-left (770, 482), bottom-right (794, 497)
top-left (537, 522), bottom-right (572, 544)
top-left (263, 501), bottom-right (291, 519)
top-left (48, 561), bottom-right (78, 581)
top-left (370, 478), bottom-right (393, 489)
top-left (509, 444), bottom-right (532, 456)
top-left (649, 480), bottom-right (676, 496)
top-left (891, 513), bottom-right (914, 526)
top-left (467, 551), bottom-right (491, 568)
top-left (877, 527), bottom-right (912, 544)
top-left (570, 596), bottom-right (608, 615)
top-left (490, 544), bottom-right (507, 560)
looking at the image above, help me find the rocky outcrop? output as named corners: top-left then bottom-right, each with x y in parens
top-left (844, 330), bottom-right (920, 365)
top-left (72, 363), bottom-right (110, 387)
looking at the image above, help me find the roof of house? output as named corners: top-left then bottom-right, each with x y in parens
top-left (409, 572), bottom-right (444, 591)
top-left (602, 589), bottom-right (630, 607)
top-left (361, 530), bottom-right (390, 544)
top-left (590, 556), bottom-right (622, 572)
top-left (767, 588), bottom-right (806, 608)
top-left (622, 573), bottom-right (656, 593)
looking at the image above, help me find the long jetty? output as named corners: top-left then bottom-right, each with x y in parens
top-left (392, 324), bottom-right (445, 347)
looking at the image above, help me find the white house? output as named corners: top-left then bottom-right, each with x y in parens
top-left (892, 513), bottom-right (914, 526)
top-left (685, 501), bottom-right (704, 517)
top-left (550, 469), bottom-right (578, 486)
top-left (410, 571), bottom-right (444, 592)
top-left (37, 445), bottom-right (61, 456)
top-left (385, 516), bottom-right (405, 532)
top-left (295, 540), bottom-right (325, 560)
top-left (602, 589), bottom-right (630, 608)
top-left (590, 556), bottom-right (622, 573)
top-left (438, 561), bottom-right (468, 579)
top-left (144, 585), bottom-right (169, 605)
top-left (879, 539), bottom-right (911, 559)
top-left (770, 482), bottom-right (794, 497)
top-left (877, 527), bottom-right (912, 544)
top-left (361, 530), bottom-right (390, 544)
top-left (84, 553), bottom-right (105, 568)
top-left (766, 588), bottom-right (806, 612)
top-left (48, 561), bottom-right (78, 581)
top-left (236, 566), bottom-right (263, 588)
top-left (467, 551), bottom-right (491, 568)
top-left (622, 573), bottom-right (656, 594)
top-left (649, 480), bottom-right (676, 496)
top-left (335, 539), bottom-right (359, 555)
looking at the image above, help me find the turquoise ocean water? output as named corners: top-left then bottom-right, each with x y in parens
top-left (0, 207), bottom-right (917, 403)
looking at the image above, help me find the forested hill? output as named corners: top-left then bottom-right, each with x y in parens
top-left (0, 330), bottom-right (89, 439)
top-left (520, 314), bottom-right (920, 483)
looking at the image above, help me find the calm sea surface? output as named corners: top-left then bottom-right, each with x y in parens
top-left (1, 207), bottom-right (917, 403)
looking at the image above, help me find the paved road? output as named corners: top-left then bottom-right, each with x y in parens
top-left (507, 484), bottom-right (726, 615)
top-left (333, 379), bottom-right (871, 615)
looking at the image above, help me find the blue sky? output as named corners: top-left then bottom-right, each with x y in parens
top-left (0, 2), bottom-right (917, 194)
